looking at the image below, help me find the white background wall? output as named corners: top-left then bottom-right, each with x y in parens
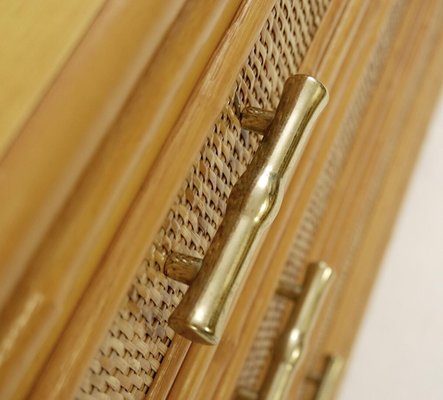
top-left (338, 93), bottom-right (443, 400)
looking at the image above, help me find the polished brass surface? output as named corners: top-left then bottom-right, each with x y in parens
top-left (166, 75), bottom-right (328, 345)
top-left (240, 107), bottom-right (275, 133)
top-left (165, 251), bottom-right (303, 300)
top-left (234, 262), bottom-right (333, 400)
top-left (259, 262), bottom-right (333, 400)
top-left (165, 251), bottom-right (202, 283)
top-left (166, 250), bottom-right (303, 300)
top-left (166, 250), bottom-right (304, 300)
top-left (164, 253), bottom-right (202, 285)
top-left (315, 356), bottom-right (345, 400)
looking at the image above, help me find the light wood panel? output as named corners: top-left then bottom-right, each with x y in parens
top-left (5, 0), bottom-right (248, 396)
top-left (0, 0), bottom-right (105, 158)
top-left (0, 0), bottom-right (187, 316)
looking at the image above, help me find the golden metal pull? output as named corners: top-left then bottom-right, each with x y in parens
top-left (236, 262), bottom-right (334, 400)
top-left (165, 75), bottom-right (328, 345)
top-left (260, 262), bottom-right (333, 400)
top-left (315, 356), bottom-right (345, 400)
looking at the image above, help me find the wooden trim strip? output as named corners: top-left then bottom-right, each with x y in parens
top-left (144, 337), bottom-right (191, 400)
top-left (4, 0), bottom-right (247, 396)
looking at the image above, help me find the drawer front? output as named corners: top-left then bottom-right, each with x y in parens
top-left (77, 0), bottom-right (331, 398)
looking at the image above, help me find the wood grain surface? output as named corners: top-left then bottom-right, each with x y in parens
top-left (0, 0), bottom-right (105, 158)
top-left (0, 0), bottom-right (186, 315)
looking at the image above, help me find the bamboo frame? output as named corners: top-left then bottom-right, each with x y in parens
top-left (167, 0), bottom-right (370, 398)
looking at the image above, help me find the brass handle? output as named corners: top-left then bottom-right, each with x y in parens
top-left (236, 262), bottom-right (334, 400)
top-left (165, 75), bottom-right (329, 344)
top-left (315, 356), bottom-right (345, 400)
top-left (260, 262), bottom-right (333, 400)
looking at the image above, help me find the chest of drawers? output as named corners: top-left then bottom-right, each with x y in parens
top-left (1, 1), bottom-right (442, 399)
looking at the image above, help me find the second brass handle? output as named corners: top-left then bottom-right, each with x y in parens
top-left (165, 75), bottom-right (329, 345)
top-left (236, 262), bottom-right (334, 400)
top-left (259, 262), bottom-right (334, 400)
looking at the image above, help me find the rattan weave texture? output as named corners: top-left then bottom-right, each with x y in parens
top-left (77, 0), bottom-right (330, 398)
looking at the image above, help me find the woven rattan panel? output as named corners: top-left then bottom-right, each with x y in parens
top-left (235, 1), bottom-right (406, 393)
top-left (76, 0), bottom-right (331, 399)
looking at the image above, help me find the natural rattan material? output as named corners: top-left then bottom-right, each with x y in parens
top-left (77, 0), bottom-right (331, 398)
top-left (235, 1), bottom-right (407, 393)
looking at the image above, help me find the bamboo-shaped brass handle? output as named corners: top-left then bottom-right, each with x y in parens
top-left (165, 75), bottom-right (328, 344)
top-left (236, 262), bottom-right (334, 400)
top-left (315, 356), bottom-right (345, 400)
top-left (260, 262), bottom-right (333, 399)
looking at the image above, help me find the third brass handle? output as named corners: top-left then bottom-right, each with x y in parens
top-left (165, 75), bottom-right (329, 345)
